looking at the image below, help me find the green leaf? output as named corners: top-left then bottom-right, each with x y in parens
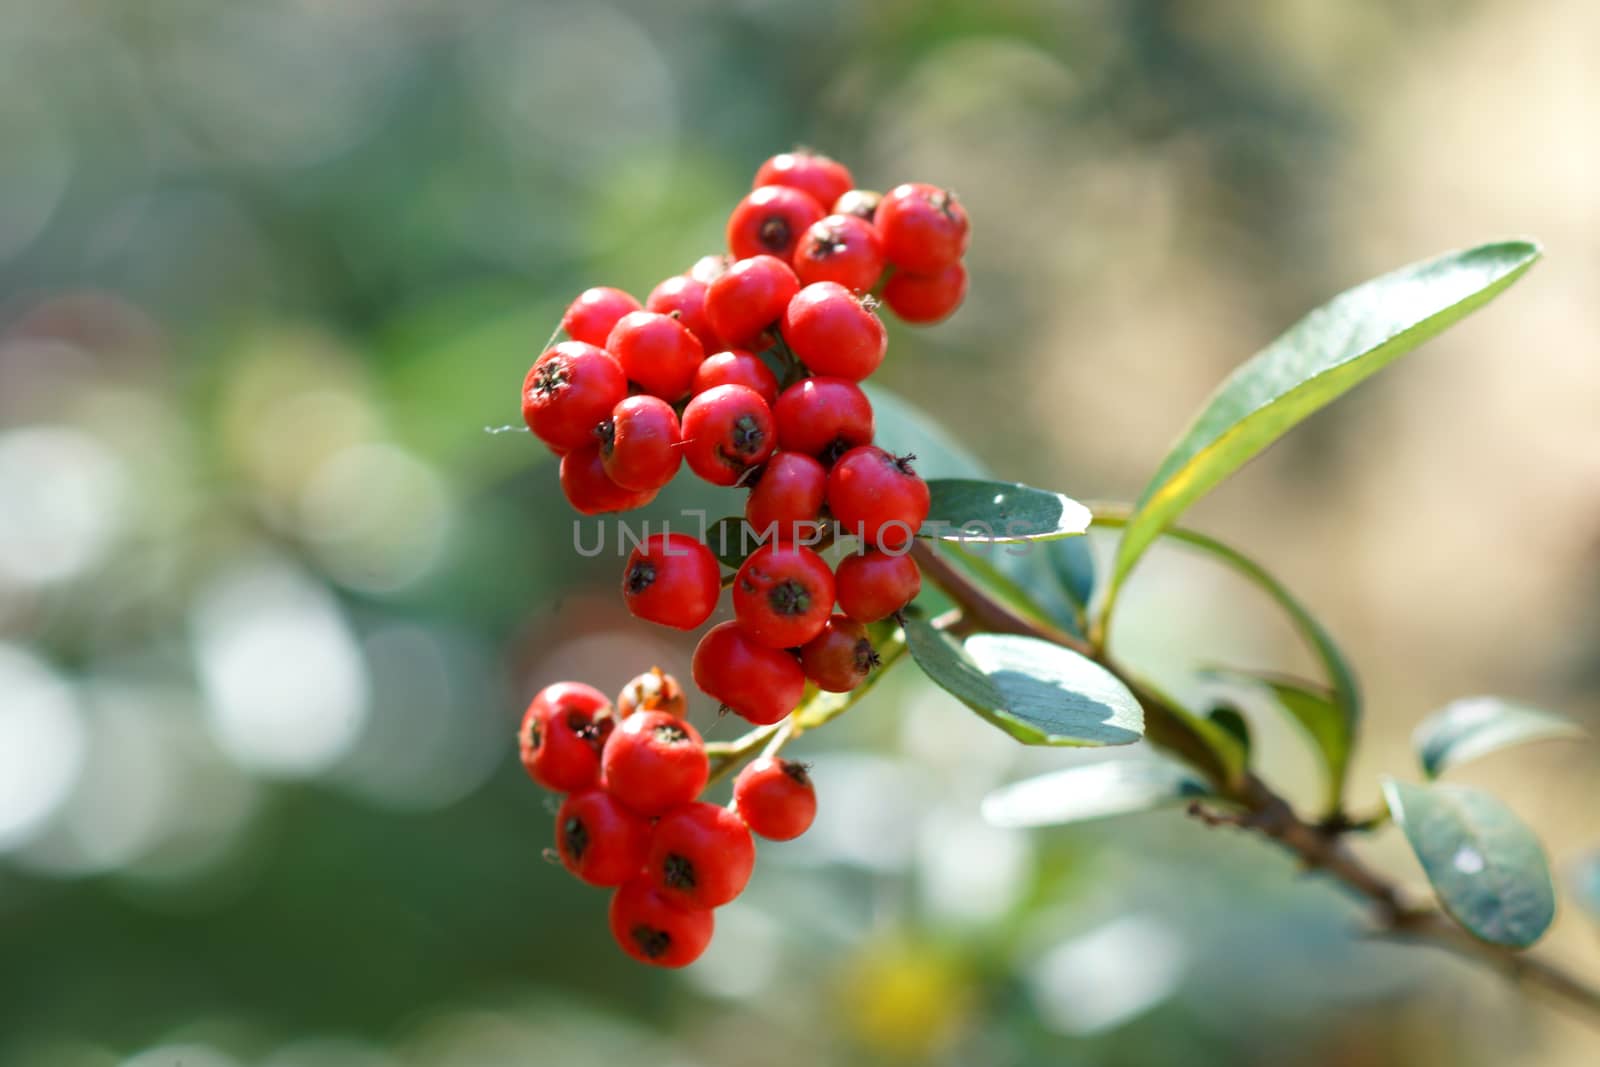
top-left (1205, 704), bottom-right (1252, 757)
top-left (1104, 240), bottom-right (1541, 622)
top-left (1382, 778), bottom-right (1555, 948)
top-left (1203, 669), bottom-right (1350, 814)
top-left (981, 760), bottom-right (1211, 828)
top-left (1129, 672), bottom-right (1248, 789)
top-left (920, 478), bottom-right (1092, 544)
top-left (705, 516), bottom-right (762, 568)
top-left (1047, 535), bottom-right (1096, 615)
top-left (941, 541), bottom-right (1070, 635)
top-left (902, 613), bottom-right (1143, 747)
top-left (1413, 697), bottom-right (1584, 778)
top-left (863, 383), bottom-right (989, 480)
top-left (1570, 851), bottom-right (1600, 926)
top-left (1095, 509), bottom-right (1360, 803)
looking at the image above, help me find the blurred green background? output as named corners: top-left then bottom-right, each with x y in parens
top-left (3, 1), bottom-right (1598, 1064)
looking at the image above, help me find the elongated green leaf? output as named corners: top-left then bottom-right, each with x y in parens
top-left (1105, 240), bottom-right (1541, 619)
top-left (1413, 697), bottom-right (1585, 778)
top-left (903, 613), bottom-right (1142, 746)
top-left (982, 760), bottom-right (1211, 828)
top-left (1570, 850), bottom-right (1600, 926)
top-left (921, 478), bottom-right (1091, 543)
top-left (1382, 778), bottom-right (1555, 947)
top-left (1204, 669), bottom-right (1350, 814)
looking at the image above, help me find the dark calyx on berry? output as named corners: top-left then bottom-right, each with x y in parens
top-left (631, 924), bottom-right (673, 960)
top-left (625, 560), bottom-right (657, 594)
top-left (531, 360), bottom-right (568, 396)
top-left (768, 579), bottom-right (811, 617)
top-left (562, 816), bottom-right (589, 860)
top-left (663, 853), bottom-right (696, 890)
top-left (652, 721), bottom-right (689, 745)
top-left (719, 415), bottom-right (768, 469)
top-left (759, 217), bottom-right (792, 253)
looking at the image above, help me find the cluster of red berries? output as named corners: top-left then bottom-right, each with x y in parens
top-left (520, 670), bottom-right (816, 967)
top-left (517, 151), bottom-right (970, 966)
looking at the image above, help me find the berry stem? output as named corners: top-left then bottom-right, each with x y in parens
top-left (759, 716), bottom-right (796, 761)
top-left (703, 722), bottom-right (786, 786)
top-left (701, 625), bottom-right (909, 786)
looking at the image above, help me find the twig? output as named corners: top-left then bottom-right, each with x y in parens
top-left (914, 541), bottom-right (1600, 1027)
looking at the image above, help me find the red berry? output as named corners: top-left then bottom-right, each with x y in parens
top-left (704, 255), bottom-right (800, 349)
top-left (609, 878), bottom-right (714, 968)
top-left (522, 342), bottom-right (627, 453)
top-left (606, 310), bottom-right (705, 402)
top-left (562, 287), bottom-right (641, 348)
top-left (598, 395), bottom-right (681, 492)
top-left (773, 377), bottom-right (874, 461)
top-left (780, 282), bottom-right (886, 381)
top-left (690, 254), bottom-right (733, 283)
top-left (617, 667), bottom-right (688, 720)
top-left (754, 150), bottom-right (854, 211)
top-left (647, 801), bottom-right (756, 909)
top-left (519, 682), bottom-right (613, 792)
top-left (559, 443), bottom-right (658, 515)
top-left (556, 789), bottom-right (652, 887)
top-left (727, 185), bottom-right (825, 261)
top-left (734, 757), bottom-right (817, 841)
top-left (793, 214), bottom-right (885, 293)
top-left (601, 710), bottom-right (709, 816)
top-left (680, 383), bottom-right (776, 486)
top-left (692, 349), bottom-right (779, 408)
top-left (745, 452), bottom-right (827, 543)
top-left (827, 446), bottom-right (930, 551)
top-left (692, 621), bottom-right (806, 725)
top-left (732, 543), bottom-right (835, 648)
top-left (883, 262), bottom-right (967, 324)
top-left (622, 532), bottom-right (720, 631)
top-left (799, 614), bottom-right (879, 692)
top-left (646, 274), bottom-right (721, 353)
top-left (876, 182), bottom-right (970, 274)
top-left (832, 189), bottom-right (882, 222)
top-left (835, 549), bottom-right (921, 622)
